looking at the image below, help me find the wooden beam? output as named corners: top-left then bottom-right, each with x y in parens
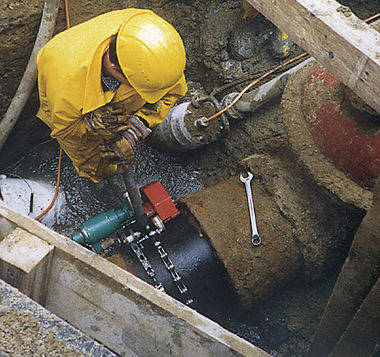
top-left (245, 0), bottom-right (380, 114)
top-left (0, 227), bottom-right (54, 305)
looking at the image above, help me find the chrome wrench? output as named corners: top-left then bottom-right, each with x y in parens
top-left (240, 172), bottom-right (262, 246)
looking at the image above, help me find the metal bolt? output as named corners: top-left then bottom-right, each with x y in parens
top-left (194, 117), bottom-right (209, 128)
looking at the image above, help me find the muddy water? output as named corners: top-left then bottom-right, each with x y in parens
top-left (2, 140), bottom-right (202, 234)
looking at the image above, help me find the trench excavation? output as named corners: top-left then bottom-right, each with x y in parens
top-left (0, 1), bottom-right (379, 356)
top-left (1, 137), bottom-right (267, 347)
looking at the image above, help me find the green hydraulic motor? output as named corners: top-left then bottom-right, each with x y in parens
top-left (72, 201), bottom-right (135, 253)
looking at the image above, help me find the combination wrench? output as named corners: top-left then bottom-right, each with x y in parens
top-left (240, 171), bottom-right (262, 246)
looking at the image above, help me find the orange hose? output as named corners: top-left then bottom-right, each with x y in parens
top-left (64, 0), bottom-right (71, 29)
top-left (205, 52), bottom-right (308, 122)
top-left (365, 12), bottom-right (380, 23)
top-left (35, 1), bottom-right (70, 221)
top-left (35, 146), bottom-right (63, 220)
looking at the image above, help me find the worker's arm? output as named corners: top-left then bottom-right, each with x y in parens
top-left (134, 75), bottom-right (188, 128)
top-left (100, 75), bottom-right (187, 164)
top-left (85, 106), bottom-right (151, 166)
top-left (37, 43), bottom-right (87, 138)
top-left (84, 75), bottom-right (187, 166)
top-left (37, 89), bottom-right (86, 141)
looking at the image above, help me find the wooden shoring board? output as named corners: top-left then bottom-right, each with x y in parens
top-left (308, 180), bottom-right (380, 356)
top-left (245, 0), bottom-right (380, 114)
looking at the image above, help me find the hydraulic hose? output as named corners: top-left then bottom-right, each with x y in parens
top-left (0, 0), bottom-right (60, 150)
top-left (123, 162), bottom-right (147, 230)
top-left (34, 146), bottom-right (62, 220)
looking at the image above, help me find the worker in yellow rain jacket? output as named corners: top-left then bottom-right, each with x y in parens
top-left (37, 9), bottom-right (187, 183)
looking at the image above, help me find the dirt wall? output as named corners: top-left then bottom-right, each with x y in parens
top-left (0, 0), bottom-right (377, 167)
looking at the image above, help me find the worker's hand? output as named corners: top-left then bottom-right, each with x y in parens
top-left (100, 116), bottom-right (151, 165)
top-left (122, 116), bottom-right (152, 150)
top-left (86, 108), bottom-right (151, 146)
top-left (85, 107), bottom-right (131, 141)
top-left (101, 136), bottom-right (134, 166)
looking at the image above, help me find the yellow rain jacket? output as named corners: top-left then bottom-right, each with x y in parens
top-left (37, 9), bottom-right (187, 182)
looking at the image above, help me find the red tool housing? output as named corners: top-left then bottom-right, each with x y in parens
top-left (140, 182), bottom-right (180, 222)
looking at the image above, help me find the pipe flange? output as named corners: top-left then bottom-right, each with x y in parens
top-left (221, 93), bottom-right (245, 120)
top-left (190, 94), bottom-right (209, 109)
top-left (207, 95), bottom-right (230, 136)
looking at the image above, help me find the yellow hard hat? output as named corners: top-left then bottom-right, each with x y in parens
top-left (116, 12), bottom-right (186, 103)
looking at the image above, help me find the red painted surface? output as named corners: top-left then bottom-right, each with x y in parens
top-left (307, 63), bottom-right (340, 92)
top-left (304, 65), bottom-right (380, 188)
top-left (141, 181), bottom-right (180, 222)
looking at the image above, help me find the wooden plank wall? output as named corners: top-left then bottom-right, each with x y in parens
top-left (245, 0), bottom-right (380, 114)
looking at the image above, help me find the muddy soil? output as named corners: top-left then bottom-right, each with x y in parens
top-left (0, 0), bottom-right (379, 356)
top-left (0, 279), bottom-right (117, 356)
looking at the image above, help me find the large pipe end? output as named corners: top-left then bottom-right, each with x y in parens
top-left (148, 101), bottom-right (226, 152)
